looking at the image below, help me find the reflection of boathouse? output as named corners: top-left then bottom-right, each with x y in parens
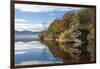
top-left (71, 29), bottom-right (89, 41)
top-left (70, 29), bottom-right (90, 62)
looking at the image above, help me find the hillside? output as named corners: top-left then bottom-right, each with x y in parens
top-left (39, 8), bottom-right (96, 62)
top-left (40, 8), bottom-right (95, 41)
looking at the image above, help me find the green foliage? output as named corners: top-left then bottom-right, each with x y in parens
top-left (79, 9), bottom-right (91, 24)
top-left (78, 8), bottom-right (95, 29)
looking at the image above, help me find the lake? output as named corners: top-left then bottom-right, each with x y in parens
top-left (15, 31), bottom-right (62, 66)
top-left (15, 31), bottom-right (90, 66)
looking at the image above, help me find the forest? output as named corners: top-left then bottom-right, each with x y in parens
top-left (39, 8), bottom-right (96, 63)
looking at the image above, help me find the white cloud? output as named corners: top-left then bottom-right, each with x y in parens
top-left (15, 41), bottom-right (46, 50)
top-left (15, 4), bottom-right (81, 13)
top-left (15, 18), bottom-right (27, 22)
top-left (15, 41), bottom-right (47, 55)
top-left (15, 22), bottom-right (50, 32)
top-left (15, 51), bottom-right (27, 55)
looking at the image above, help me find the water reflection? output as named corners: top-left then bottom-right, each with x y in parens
top-left (80, 42), bottom-right (90, 63)
top-left (15, 41), bottom-right (62, 66)
top-left (42, 41), bottom-right (90, 64)
top-left (15, 31), bottom-right (90, 66)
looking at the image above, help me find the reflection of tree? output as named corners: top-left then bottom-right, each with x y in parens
top-left (42, 41), bottom-right (90, 64)
top-left (42, 42), bottom-right (77, 63)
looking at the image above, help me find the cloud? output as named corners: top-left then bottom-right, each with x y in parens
top-left (15, 41), bottom-right (46, 50)
top-left (15, 4), bottom-right (81, 13)
top-left (15, 41), bottom-right (45, 51)
top-left (15, 51), bottom-right (27, 55)
top-left (15, 22), bottom-right (50, 32)
top-left (15, 18), bottom-right (27, 22)
top-left (15, 41), bottom-right (46, 55)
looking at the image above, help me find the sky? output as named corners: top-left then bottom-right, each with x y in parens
top-left (15, 4), bottom-right (81, 32)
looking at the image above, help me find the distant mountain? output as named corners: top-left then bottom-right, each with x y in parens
top-left (15, 31), bottom-right (41, 35)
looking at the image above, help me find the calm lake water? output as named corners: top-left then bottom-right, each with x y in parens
top-left (15, 32), bottom-right (62, 66)
top-left (15, 31), bottom-right (90, 66)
